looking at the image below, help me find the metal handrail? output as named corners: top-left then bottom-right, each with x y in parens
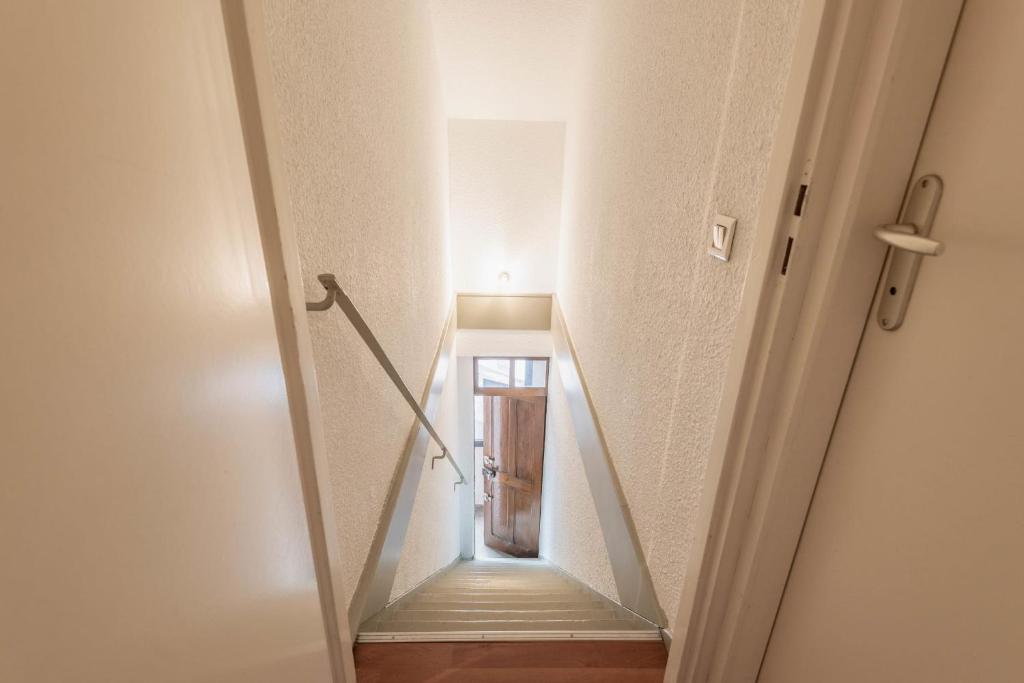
top-left (305, 273), bottom-right (466, 490)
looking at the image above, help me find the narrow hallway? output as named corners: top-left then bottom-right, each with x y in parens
top-left (9, 0), bottom-right (1021, 682)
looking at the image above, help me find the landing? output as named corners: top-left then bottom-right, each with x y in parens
top-left (359, 560), bottom-right (661, 642)
top-left (475, 506), bottom-right (514, 559)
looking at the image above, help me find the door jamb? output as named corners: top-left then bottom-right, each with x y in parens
top-left (663, 0), bottom-right (963, 681)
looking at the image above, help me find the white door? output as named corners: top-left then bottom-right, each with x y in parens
top-left (0, 4), bottom-right (333, 682)
top-left (760, 2), bottom-right (1024, 681)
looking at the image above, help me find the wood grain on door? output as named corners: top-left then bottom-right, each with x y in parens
top-left (482, 394), bottom-right (547, 557)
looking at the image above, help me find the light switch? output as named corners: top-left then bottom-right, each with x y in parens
top-left (709, 214), bottom-right (736, 262)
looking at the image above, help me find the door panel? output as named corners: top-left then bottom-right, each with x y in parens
top-left (0, 3), bottom-right (332, 681)
top-left (760, 2), bottom-right (1024, 681)
top-left (511, 396), bottom-right (545, 551)
top-left (482, 395), bottom-right (547, 557)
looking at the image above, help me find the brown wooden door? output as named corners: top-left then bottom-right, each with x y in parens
top-left (482, 395), bottom-right (546, 557)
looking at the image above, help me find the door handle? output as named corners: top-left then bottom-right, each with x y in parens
top-left (874, 175), bottom-right (944, 331)
top-left (874, 224), bottom-right (944, 256)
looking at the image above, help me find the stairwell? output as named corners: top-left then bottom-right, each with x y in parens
top-left (359, 560), bottom-right (661, 642)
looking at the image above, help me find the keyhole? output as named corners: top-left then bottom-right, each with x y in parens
top-left (889, 286), bottom-right (897, 295)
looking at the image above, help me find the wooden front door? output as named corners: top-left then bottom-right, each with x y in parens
top-left (482, 395), bottom-right (546, 557)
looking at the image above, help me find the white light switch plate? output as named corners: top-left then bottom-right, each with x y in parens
top-left (709, 214), bottom-right (736, 261)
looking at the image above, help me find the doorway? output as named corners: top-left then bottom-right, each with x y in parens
top-left (472, 357), bottom-right (550, 559)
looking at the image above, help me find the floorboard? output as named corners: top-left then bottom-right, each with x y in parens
top-left (354, 641), bottom-right (668, 682)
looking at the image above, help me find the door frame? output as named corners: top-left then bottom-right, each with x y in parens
top-left (664, 1), bottom-right (963, 681)
top-left (473, 355), bottom-right (551, 397)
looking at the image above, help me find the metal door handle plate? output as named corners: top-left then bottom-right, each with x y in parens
top-left (874, 174), bottom-right (945, 331)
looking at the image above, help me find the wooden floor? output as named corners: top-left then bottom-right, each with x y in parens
top-left (354, 641), bottom-right (668, 682)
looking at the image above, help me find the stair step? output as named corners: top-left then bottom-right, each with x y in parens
top-left (416, 585), bottom-right (588, 594)
top-left (397, 600), bottom-right (605, 611)
top-left (382, 608), bottom-right (616, 622)
top-left (438, 577), bottom-right (575, 585)
top-left (411, 591), bottom-right (592, 603)
top-left (363, 619), bottom-right (654, 633)
top-left (431, 585), bottom-right (580, 593)
top-left (361, 560), bottom-right (658, 639)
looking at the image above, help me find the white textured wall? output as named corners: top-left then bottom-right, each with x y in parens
top-left (539, 367), bottom-right (620, 603)
top-left (555, 0), bottom-right (802, 621)
top-left (390, 341), bottom-right (462, 600)
top-left (449, 120), bottom-right (565, 293)
top-left (429, 0), bottom-right (589, 121)
top-left (263, 0), bottom-right (452, 609)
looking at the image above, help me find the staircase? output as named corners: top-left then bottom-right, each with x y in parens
top-left (359, 559), bottom-right (661, 642)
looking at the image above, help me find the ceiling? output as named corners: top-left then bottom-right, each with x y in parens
top-left (429, 0), bottom-right (591, 121)
top-left (448, 119), bottom-right (565, 293)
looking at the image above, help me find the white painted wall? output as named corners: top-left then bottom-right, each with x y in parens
top-left (0, 3), bottom-right (331, 681)
top-left (390, 338), bottom-right (462, 600)
top-left (449, 120), bottom-right (565, 294)
top-left (262, 0), bottom-right (453, 610)
top-left (555, 0), bottom-right (802, 621)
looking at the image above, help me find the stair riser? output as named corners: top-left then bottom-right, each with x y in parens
top-left (410, 595), bottom-right (593, 606)
top-left (396, 601), bottom-right (605, 611)
top-left (382, 609), bottom-right (616, 622)
top-left (437, 580), bottom-right (577, 588)
top-left (414, 588), bottom-right (588, 597)
top-left (370, 620), bottom-right (650, 632)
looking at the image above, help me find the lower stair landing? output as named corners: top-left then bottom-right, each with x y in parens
top-left (358, 559), bottom-right (661, 643)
